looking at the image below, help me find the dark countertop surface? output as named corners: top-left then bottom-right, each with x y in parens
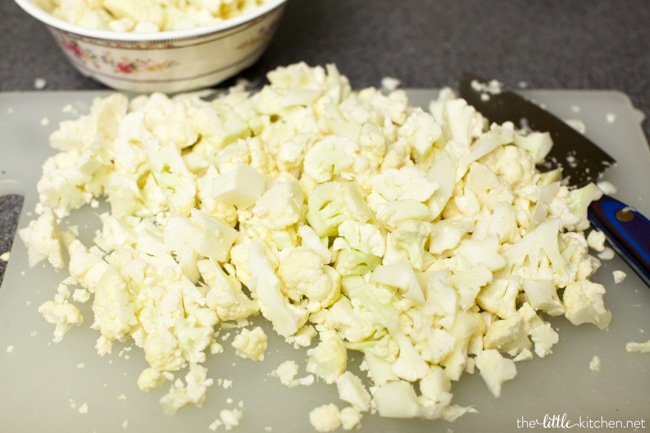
top-left (1, 0), bottom-right (649, 284)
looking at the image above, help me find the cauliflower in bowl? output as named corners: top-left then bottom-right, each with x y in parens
top-left (37, 0), bottom-right (273, 32)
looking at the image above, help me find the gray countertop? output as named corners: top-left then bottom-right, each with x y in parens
top-left (1, 0), bottom-right (649, 284)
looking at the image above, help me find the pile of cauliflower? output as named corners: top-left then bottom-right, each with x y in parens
top-left (20, 62), bottom-right (612, 430)
top-left (45, 0), bottom-right (270, 33)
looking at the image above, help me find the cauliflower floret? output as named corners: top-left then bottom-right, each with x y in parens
top-left (513, 130), bottom-right (553, 164)
top-left (332, 220), bottom-right (385, 276)
top-left (504, 218), bottom-right (576, 288)
top-left (250, 179), bottom-right (304, 230)
top-left (481, 144), bottom-right (535, 190)
top-left (312, 296), bottom-right (375, 343)
top-left (303, 136), bottom-right (359, 183)
top-left (38, 298), bottom-right (84, 343)
top-left (91, 266), bottom-right (138, 342)
top-left (277, 246), bottom-right (341, 312)
top-left (231, 326), bottom-right (268, 361)
top-left (306, 180), bottom-right (374, 237)
top-left (247, 239), bottom-right (308, 338)
top-left (199, 258), bottom-right (259, 322)
top-left (397, 109), bottom-right (442, 163)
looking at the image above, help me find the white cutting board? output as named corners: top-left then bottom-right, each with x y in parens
top-left (1, 90), bottom-right (648, 433)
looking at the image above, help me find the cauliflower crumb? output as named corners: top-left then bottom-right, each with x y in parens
top-left (612, 270), bottom-right (626, 284)
top-left (215, 409), bottom-right (243, 431)
top-left (381, 77), bottom-right (401, 91)
top-left (78, 403), bottom-right (89, 414)
top-left (626, 340), bottom-right (650, 353)
top-left (597, 180), bottom-right (617, 195)
top-left (34, 77), bottom-right (47, 90)
top-left (589, 355), bottom-right (601, 372)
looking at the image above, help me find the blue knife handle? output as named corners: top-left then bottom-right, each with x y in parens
top-left (588, 195), bottom-right (650, 288)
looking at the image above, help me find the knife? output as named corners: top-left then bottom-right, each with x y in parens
top-left (458, 72), bottom-right (650, 288)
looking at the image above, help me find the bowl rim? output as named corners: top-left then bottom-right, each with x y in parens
top-left (14, 0), bottom-right (287, 42)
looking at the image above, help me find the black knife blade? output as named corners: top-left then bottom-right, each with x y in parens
top-left (458, 72), bottom-right (616, 188)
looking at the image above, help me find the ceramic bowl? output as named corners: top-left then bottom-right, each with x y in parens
top-left (15, 0), bottom-right (288, 93)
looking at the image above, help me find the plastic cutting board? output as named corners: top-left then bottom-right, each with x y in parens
top-left (0, 89), bottom-right (649, 433)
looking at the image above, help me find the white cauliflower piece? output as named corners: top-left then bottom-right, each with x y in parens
top-left (306, 180), bottom-right (374, 237)
top-left (247, 239), bottom-right (308, 338)
top-left (231, 326), bottom-right (268, 361)
top-left (212, 164), bottom-right (266, 209)
top-left (397, 109), bottom-right (442, 163)
top-left (309, 404), bottom-right (341, 433)
top-left (563, 280), bottom-right (612, 329)
top-left (198, 258), bottom-right (259, 322)
top-left (474, 349), bottom-right (517, 397)
top-left (164, 209), bottom-right (238, 263)
top-left (306, 332), bottom-right (348, 384)
top-left (271, 360), bottom-right (315, 388)
top-left (38, 299), bottom-right (84, 343)
top-left (504, 218), bottom-right (576, 288)
top-left (91, 266), bottom-right (138, 342)
top-left (303, 136), bottom-right (358, 182)
top-left (372, 380), bottom-right (420, 418)
top-left (277, 246), bottom-right (341, 312)
top-left (251, 179), bottom-right (304, 230)
top-left (483, 314), bottom-right (531, 356)
top-left (312, 296), bottom-right (375, 343)
top-left (18, 207), bottom-right (64, 269)
top-left (336, 371), bottom-right (372, 412)
top-left (331, 219), bottom-right (385, 276)
top-left (522, 278), bottom-right (564, 316)
top-left (626, 340), bottom-right (650, 353)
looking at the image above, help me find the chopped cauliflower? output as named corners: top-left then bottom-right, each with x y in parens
top-left (20, 63), bottom-right (614, 426)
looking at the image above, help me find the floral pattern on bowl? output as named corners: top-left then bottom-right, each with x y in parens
top-left (58, 38), bottom-right (180, 75)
